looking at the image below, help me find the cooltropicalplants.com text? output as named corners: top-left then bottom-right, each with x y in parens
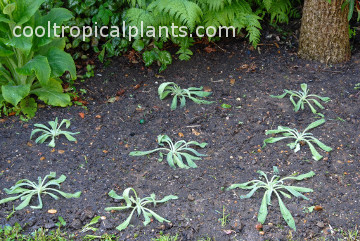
top-left (13, 21), bottom-right (236, 41)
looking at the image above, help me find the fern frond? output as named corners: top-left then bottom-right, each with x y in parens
top-left (148, 0), bottom-right (202, 31)
top-left (125, 8), bottom-right (155, 37)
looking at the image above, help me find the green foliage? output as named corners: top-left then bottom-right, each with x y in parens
top-left (0, 172), bottom-right (81, 210)
top-left (30, 117), bottom-right (80, 147)
top-left (227, 167), bottom-right (315, 231)
top-left (41, 0), bottom-right (299, 72)
top-left (271, 83), bottom-right (331, 115)
top-left (263, 119), bottom-right (332, 161)
top-left (0, 0), bottom-right (76, 118)
top-left (81, 216), bottom-right (101, 233)
top-left (152, 233), bottom-right (179, 241)
top-left (130, 134), bottom-right (207, 169)
top-left (104, 187), bottom-right (178, 231)
top-left (158, 82), bottom-right (214, 110)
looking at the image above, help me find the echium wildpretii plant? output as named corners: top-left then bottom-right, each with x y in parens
top-left (158, 82), bottom-right (214, 110)
top-left (30, 118), bottom-right (80, 147)
top-left (263, 119), bottom-right (332, 161)
top-left (271, 83), bottom-right (330, 116)
top-left (130, 134), bottom-right (207, 169)
top-left (0, 172), bottom-right (81, 210)
top-left (0, 0), bottom-right (76, 118)
top-left (227, 167), bottom-right (315, 231)
top-left (105, 187), bottom-right (178, 231)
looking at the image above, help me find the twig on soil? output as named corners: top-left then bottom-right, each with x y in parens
top-left (186, 125), bottom-right (202, 128)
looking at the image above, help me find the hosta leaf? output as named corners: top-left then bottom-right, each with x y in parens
top-left (143, 51), bottom-right (156, 66)
top-left (30, 78), bottom-right (71, 107)
top-left (17, 55), bottom-right (51, 85)
top-left (2, 84), bottom-right (30, 106)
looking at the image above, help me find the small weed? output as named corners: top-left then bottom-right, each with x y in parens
top-left (215, 206), bottom-right (230, 227)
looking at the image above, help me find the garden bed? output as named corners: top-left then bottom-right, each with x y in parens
top-left (0, 36), bottom-right (359, 240)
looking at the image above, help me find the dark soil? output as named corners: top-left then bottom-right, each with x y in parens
top-left (1, 25), bottom-right (360, 241)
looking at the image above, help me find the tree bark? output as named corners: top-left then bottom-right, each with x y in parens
top-left (298, 0), bottom-right (351, 64)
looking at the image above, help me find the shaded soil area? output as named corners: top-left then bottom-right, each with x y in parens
top-left (1, 27), bottom-right (360, 240)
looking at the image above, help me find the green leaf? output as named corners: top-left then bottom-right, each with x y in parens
top-left (258, 192), bottom-right (268, 224)
top-left (3, 3), bottom-right (16, 16)
top-left (17, 56), bottom-right (51, 85)
top-left (221, 103), bottom-right (231, 108)
top-left (46, 48), bottom-right (76, 80)
top-left (2, 84), bottom-right (30, 106)
top-left (278, 196), bottom-right (296, 231)
top-left (20, 97), bottom-right (37, 118)
top-left (158, 51), bottom-right (172, 65)
top-left (30, 78), bottom-right (70, 107)
top-left (143, 51), bottom-right (155, 66)
top-left (13, 0), bottom-right (46, 25)
top-left (132, 39), bottom-right (145, 52)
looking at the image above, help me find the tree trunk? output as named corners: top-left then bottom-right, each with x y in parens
top-left (298, 0), bottom-right (351, 64)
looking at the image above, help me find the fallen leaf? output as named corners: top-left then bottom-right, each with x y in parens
top-left (27, 142), bottom-right (33, 147)
top-left (134, 84), bottom-right (141, 90)
top-left (107, 96), bottom-right (119, 103)
top-left (203, 86), bottom-right (212, 92)
top-left (58, 150), bottom-right (65, 154)
top-left (223, 230), bottom-right (235, 235)
top-left (79, 112), bottom-right (85, 119)
top-left (40, 157), bottom-right (45, 161)
top-left (230, 79), bottom-right (236, 85)
top-left (51, 149), bottom-right (55, 153)
top-left (116, 89), bottom-right (125, 96)
top-left (103, 150), bottom-right (108, 153)
top-left (314, 205), bottom-right (323, 211)
top-left (0, 119), bottom-right (6, 123)
top-left (192, 129), bottom-right (200, 136)
top-left (8, 112), bottom-right (16, 116)
top-left (95, 125), bottom-right (102, 131)
top-left (95, 115), bottom-right (101, 119)
top-left (274, 42), bottom-right (280, 48)
top-left (178, 132), bottom-right (184, 138)
top-left (204, 46), bottom-right (216, 53)
top-left (48, 209), bottom-right (57, 214)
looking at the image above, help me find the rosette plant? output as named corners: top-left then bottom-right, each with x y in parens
top-left (0, 0), bottom-right (76, 118)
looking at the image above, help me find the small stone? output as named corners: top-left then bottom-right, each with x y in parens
top-left (45, 222), bottom-right (55, 229)
top-left (259, 231), bottom-right (265, 235)
top-left (255, 223), bottom-right (263, 231)
top-left (70, 219), bottom-right (82, 229)
top-left (80, 206), bottom-right (95, 221)
top-left (188, 194), bottom-right (195, 201)
top-left (317, 221), bottom-right (325, 228)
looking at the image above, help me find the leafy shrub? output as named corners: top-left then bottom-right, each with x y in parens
top-left (158, 82), bottom-right (214, 110)
top-left (271, 83), bottom-right (331, 115)
top-left (105, 187), bottom-right (178, 231)
top-left (40, 0), bottom-right (301, 72)
top-left (227, 167), bottom-right (315, 231)
top-left (263, 119), bottom-right (332, 161)
top-left (0, 172), bottom-right (81, 210)
top-left (0, 0), bottom-right (76, 118)
top-left (30, 118), bottom-right (80, 147)
top-left (130, 134), bottom-right (207, 169)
